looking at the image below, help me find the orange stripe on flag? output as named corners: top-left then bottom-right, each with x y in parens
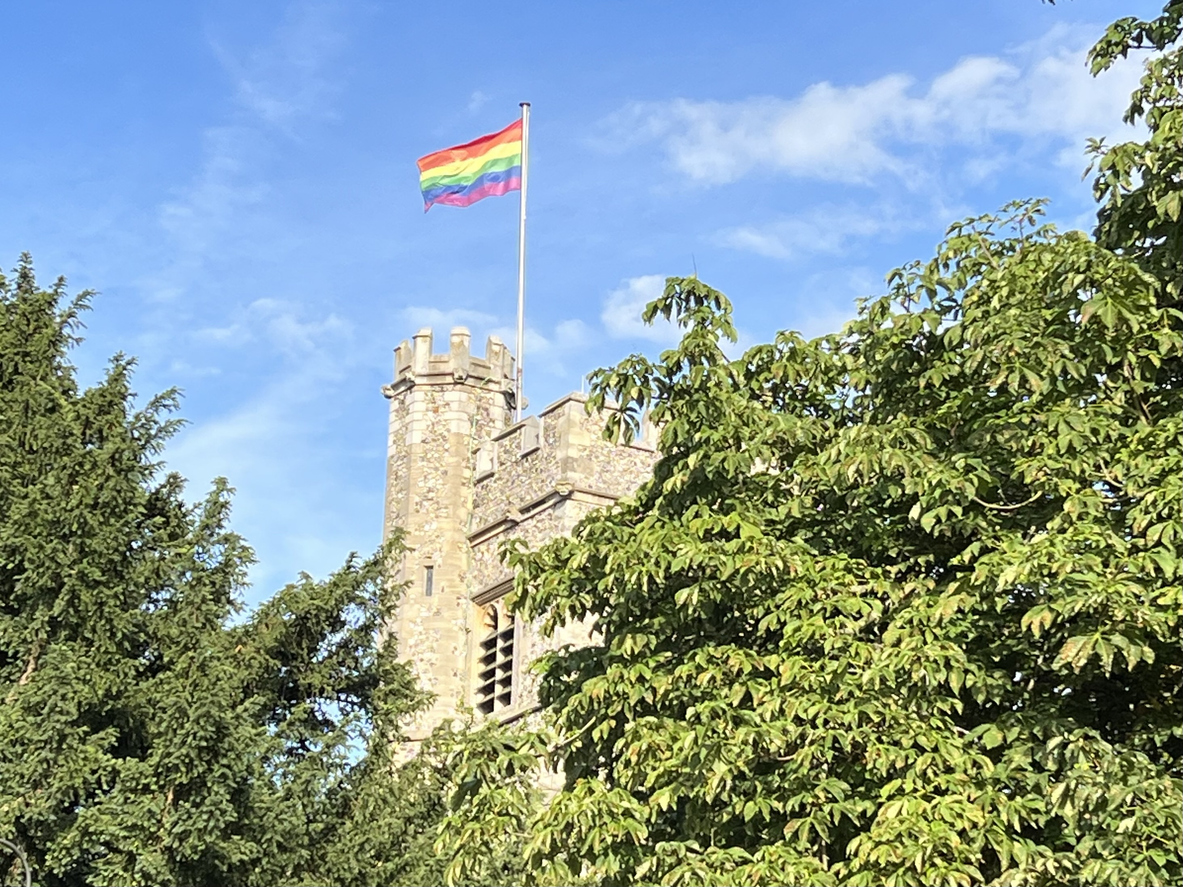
top-left (417, 119), bottom-right (523, 174)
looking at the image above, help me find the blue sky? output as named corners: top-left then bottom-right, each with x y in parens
top-left (1, 0), bottom-right (1159, 601)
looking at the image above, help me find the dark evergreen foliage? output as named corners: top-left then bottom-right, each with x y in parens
top-left (0, 255), bottom-right (446, 886)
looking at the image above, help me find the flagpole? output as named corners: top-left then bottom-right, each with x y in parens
top-left (515, 101), bottom-right (530, 422)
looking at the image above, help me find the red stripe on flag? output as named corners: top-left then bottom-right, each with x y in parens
top-left (417, 119), bottom-right (523, 173)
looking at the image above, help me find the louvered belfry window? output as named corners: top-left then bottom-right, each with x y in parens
top-left (476, 603), bottom-right (515, 714)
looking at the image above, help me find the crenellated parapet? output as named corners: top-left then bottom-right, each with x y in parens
top-left (384, 326), bottom-right (515, 401)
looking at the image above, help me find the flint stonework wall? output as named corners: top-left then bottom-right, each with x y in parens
top-left (469, 395), bottom-right (657, 592)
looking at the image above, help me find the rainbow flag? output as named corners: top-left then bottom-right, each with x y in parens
top-left (417, 119), bottom-right (523, 211)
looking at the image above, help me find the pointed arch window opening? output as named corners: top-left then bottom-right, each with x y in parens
top-left (476, 602), bottom-right (516, 715)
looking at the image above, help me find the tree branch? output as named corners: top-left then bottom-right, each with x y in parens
top-left (972, 491), bottom-right (1043, 511)
top-left (5, 639), bottom-right (42, 704)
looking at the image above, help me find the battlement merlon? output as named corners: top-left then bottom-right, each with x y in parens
top-left (381, 326), bottom-right (515, 399)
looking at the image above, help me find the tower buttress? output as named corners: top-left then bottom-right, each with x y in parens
top-left (380, 327), bottom-right (513, 739)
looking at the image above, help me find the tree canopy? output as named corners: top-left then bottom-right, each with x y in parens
top-left (440, 5), bottom-right (1182, 886)
top-left (0, 257), bottom-right (449, 886)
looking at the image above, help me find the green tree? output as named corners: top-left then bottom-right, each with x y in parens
top-left (432, 717), bottom-right (546, 887)
top-left (1088, 0), bottom-right (1182, 307)
top-left (440, 5), bottom-right (1182, 886)
top-left (0, 256), bottom-right (445, 886)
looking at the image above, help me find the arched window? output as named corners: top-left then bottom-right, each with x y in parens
top-left (476, 602), bottom-right (515, 714)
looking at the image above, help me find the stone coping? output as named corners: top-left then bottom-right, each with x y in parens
top-left (490, 392), bottom-right (590, 443)
top-left (467, 485), bottom-right (620, 546)
top-left (489, 391), bottom-right (657, 451)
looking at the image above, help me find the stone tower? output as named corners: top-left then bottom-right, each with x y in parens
top-left (382, 327), bottom-right (657, 741)
top-left (381, 327), bottom-right (515, 739)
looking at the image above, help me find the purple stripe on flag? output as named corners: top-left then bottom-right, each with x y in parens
top-left (422, 167), bottom-right (521, 210)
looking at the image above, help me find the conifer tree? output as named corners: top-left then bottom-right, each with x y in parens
top-left (0, 256), bottom-right (440, 886)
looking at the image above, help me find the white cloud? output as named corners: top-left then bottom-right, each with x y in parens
top-left (489, 318), bottom-right (592, 383)
top-left (468, 90), bottom-right (490, 113)
top-left (715, 203), bottom-right (913, 260)
top-left (554, 318), bottom-right (589, 343)
top-left (611, 27), bottom-right (1144, 186)
top-left (601, 274), bottom-right (680, 344)
top-left (618, 79), bottom-right (915, 185)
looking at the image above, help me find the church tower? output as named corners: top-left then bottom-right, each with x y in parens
top-left (382, 326), bottom-right (658, 741)
top-left (380, 327), bottom-right (514, 740)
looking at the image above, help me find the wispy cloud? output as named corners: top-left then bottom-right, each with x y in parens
top-left (211, 1), bottom-right (345, 132)
top-left (791, 266), bottom-right (880, 340)
top-left (195, 297), bottom-right (350, 359)
top-left (167, 368), bottom-right (366, 595)
top-left (169, 299), bottom-right (363, 598)
top-left (490, 318), bottom-right (591, 380)
top-left (149, 127), bottom-right (268, 301)
top-left (400, 305), bottom-right (498, 332)
top-left (714, 203), bottom-right (919, 261)
top-left (399, 304), bottom-right (592, 381)
top-left (147, 2), bottom-right (347, 304)
top-left (468, 90), bottom-right (490, 113)
top-left (608, 25), bottom-right (1143, 187)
